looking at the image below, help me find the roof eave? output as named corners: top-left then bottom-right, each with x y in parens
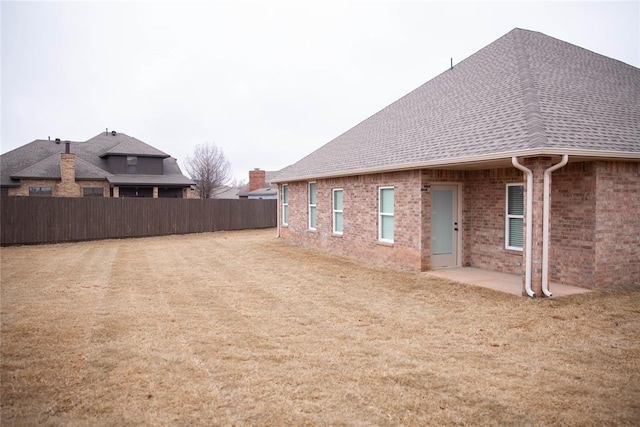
top-left (271, 148), bottom-right (640, 183)
top-left (99, 153), bottom-right (170, 159)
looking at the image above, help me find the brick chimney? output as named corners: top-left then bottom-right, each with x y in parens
top-left (249, 168), bottom-right (266, 192)
top-left (56, 142), bottom-right (81, 196)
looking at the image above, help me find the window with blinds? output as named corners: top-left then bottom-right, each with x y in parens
top-left (506, 184), bottom-right (524, 250)
top-left (378, 187), bottom-right (394, 243)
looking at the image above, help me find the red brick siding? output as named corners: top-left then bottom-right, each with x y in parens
top-left (278, 160), bottom-right (639, 290)
top-left (594, 161), bottom-right (640, 287)
top-left (279, 171), bottom-right (422, 270)
top-left (462, 168), bottom-right (524, 275)
top-left (550, 162), bottom-right (597, 287)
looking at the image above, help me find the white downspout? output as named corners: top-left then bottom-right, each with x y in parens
top-left (276, 184), bottom-right (281, 238)
top-left (512, 157), bottom-right (535, 297)
top-left (542, 154), bottom-right (569, 297)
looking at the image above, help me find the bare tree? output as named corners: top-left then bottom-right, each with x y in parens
top-left (184, 143), bottom-right (232, 199)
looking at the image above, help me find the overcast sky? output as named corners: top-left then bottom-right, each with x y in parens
top-left (1, 1), bottom-right (638, 182)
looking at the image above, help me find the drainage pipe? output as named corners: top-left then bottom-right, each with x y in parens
top-left (276, 185), bottom-right (281, 238)
top-left (542, 154), bottom-right (569, 297)
top-left (512, 157), bottom-right (535, 297)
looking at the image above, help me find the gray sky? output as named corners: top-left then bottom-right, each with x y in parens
top-left (2, 1), bottom-right (638, 182)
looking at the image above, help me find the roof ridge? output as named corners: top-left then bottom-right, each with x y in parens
top-left (513, 29), bottom-right (548, 148)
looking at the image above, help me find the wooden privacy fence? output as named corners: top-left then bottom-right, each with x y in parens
top-left (0, 197), bottom-right (277, 245)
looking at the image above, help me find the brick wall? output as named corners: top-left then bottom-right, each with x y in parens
top-left (550, 162), bottom-right (597, 287)
top-left (280, 168), bottom-right (526, 273)
top-left (594, 161), bottom-right (640, 287)
top-left (8, 179), bottom-right (59, 197)
top-left (462, 168), bottom-right (524, 275)
top-left (278, 161), bottom-right (639, 289)
top-left (279, 170), bottom-right (423, 271)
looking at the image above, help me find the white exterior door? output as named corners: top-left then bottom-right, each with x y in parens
top-left (431, 185), bottom-right (460, 269)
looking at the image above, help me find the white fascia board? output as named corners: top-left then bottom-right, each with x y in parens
top-left (271, 148), bottom-right (640, 183)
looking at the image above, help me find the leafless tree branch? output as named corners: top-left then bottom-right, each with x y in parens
top-left (184, 143), bottom-right (232, 199)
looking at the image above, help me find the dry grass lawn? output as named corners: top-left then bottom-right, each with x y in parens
top-left (1, 228), bottom-right (639, 426)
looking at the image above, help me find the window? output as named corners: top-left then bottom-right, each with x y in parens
top-left (333, 189), bottom-right (343, 234)
top-left (282, 185), bottom-right (289, 225)
top-left (308, 182), bottom-right (317, 230)
top-left (506, 184), bottom-right (524, 250)
top-left (378, 187), bottom-right (394, 243)
top-left (29, 186), bottom-right (52, 197)
top-left (126, 156), bottom-right (138, 174)
top-left (83, 187), bottom-right (104, 197)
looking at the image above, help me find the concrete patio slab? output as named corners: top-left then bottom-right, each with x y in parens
top-left (426, 267), bottom-right (592, 297)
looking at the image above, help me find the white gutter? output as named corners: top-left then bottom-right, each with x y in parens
top-left (272, 149), bottom-right (640, 183)
top-left (511, 157), bottom-right (536, 297)
top-left (542, 154), bottom-right (569, 297)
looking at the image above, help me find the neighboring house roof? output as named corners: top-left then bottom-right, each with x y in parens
top-left (237, 171), bottom-right (279, 197)
top-left (1, 131), bottom-right (192, 187)
top-left (248, 187), bottom-right (278, 198)
top-left (273, 28), bottom-right (640, 183)
top-left (95, 132), bottom-right (170, 158)
top-left (10, 154), bottom-right (113, 181)
top-left (211, 185), bottom-right (241, 199)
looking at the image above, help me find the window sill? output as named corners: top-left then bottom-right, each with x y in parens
top-left (377, 240), bottom-right (394, 247)
top-left (332, 233), bottom-right (343, 238)
top-left (505, 248), bottom-right (523, 255)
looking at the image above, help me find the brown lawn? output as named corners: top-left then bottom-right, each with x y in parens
top-left (1, 229), bottom-right (639, 426)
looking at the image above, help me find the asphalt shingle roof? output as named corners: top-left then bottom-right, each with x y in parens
top-left (273, 28), bottom-right (640, 182)
top-left (1, 132), bottom-right (191, 187)
top-left (94, 132), bottom-right (170, 158)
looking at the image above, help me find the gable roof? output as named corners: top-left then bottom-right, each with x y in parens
top-left (1, 131), bottom-right (191, 187)
top-left (273, 28), bottom-right (640, 182)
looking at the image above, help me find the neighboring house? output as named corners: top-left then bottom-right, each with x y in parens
top-left (272, 28), bottom-right (640, 296)
top-left (1, 130), bottom-right (195, 198)
top-left (238, 169), bottom-right (278, 199)
top-left (211, 185), bottom-right (242, 199)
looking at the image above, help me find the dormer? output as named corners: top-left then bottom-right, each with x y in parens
top-left (98, 131), bottom-right (170, 175)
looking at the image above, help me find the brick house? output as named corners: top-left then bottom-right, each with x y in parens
top-left (272, 28), bottom-right (640, 296)
top-left (237, 169), bottom-right (279, 199)
top-left (1, 130), bottom-right (195, 198)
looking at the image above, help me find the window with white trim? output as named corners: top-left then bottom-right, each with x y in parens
top-left (378, 187), bottom-right (394, 243)
top-left (308, 182), bottom-right (317, 230)
top-left (333, 188), bottom-right (343, 234)
top-left (506, 184), bottom-right (524, 250)
top-left (282, 185), bottom-right (289, 225)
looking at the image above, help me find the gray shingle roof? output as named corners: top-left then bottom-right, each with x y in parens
top-left (9, 153), bottom-right (111, 180)
top-left (273, 28), bottom-right (640, 182)
top-left (1, 132), bottom-right (191, 187)
top-left (94, 132), bottom-right (170, 158)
